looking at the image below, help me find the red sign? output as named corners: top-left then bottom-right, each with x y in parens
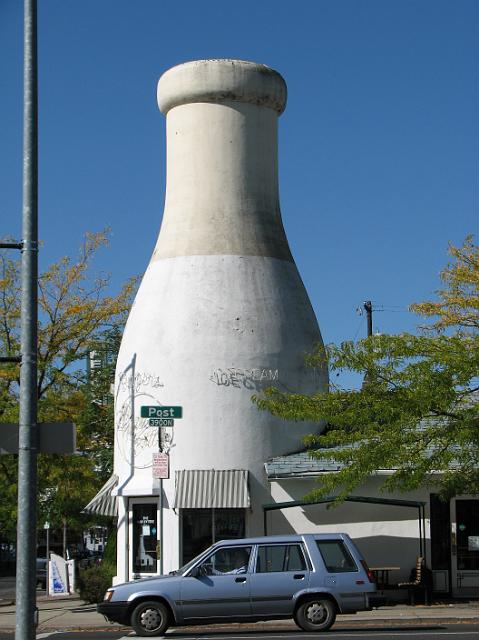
top-left (152, 452), bottom-right (169, 479)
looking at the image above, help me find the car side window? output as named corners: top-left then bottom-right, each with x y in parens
top-left (198, 546), bottom-right (252, 575)
top-left (255, 544), bottom-right (307, 573)
top-left (316, 540), bottom-right (358, 573)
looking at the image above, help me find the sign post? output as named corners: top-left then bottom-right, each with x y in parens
top-left (43, 522), bottom-right (50, 595)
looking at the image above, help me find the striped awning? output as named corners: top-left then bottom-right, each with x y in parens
top-left (174, 469), bottom-right (250, 509)
top-left (82, 474), bottom-right (118, 517)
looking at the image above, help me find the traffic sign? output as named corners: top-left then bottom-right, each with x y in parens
top-left (141, 406), bottom-right (183, 419)
top-left (149, 418), bottom-right (174, 427)
top-left (152, 452), bottom-right (169, 479)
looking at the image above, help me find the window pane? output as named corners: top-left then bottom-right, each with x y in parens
top-left (181, 509), bottom-right (246, 565)
top-left (286, 544), bottom-right (307, 571)
top-left (456, 500), bottom-right (479, 570)
top-left (215, 509), bottom-right (245, 540)
top-left (200, 546), bottom-right (251, 575)
top-left (182, 510), bottom-right (213, 564)
top-left (316, 540), bottom-right (357, 573)
top-left (256, 544), bottom-right (306, 573)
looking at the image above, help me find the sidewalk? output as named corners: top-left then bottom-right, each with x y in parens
top-left (0, 594), bottom-right (478, 632)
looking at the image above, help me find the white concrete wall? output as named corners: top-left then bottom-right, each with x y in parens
top-left (268, 476), bottom-right (432, 583)
top-left (113, 60), bottom-right (328, 581)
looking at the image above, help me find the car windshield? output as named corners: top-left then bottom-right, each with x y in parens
top-left (173, 544), bottom-right (216, 576)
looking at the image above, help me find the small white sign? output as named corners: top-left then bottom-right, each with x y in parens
top-left (49, 553), bottom-right (69, 596)
top-left (468, 536), bottom-right (479, 551)
top-left (152, 452), bottom-right (169, 479)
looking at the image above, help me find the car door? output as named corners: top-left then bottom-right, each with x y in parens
top-left (315, 539), bottom-right (366, 611)
top-left (249, 543), bottom-right (310, 616)
top-left (180, 545), bottom-right (252, 621)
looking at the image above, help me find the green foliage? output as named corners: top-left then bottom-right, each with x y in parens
top-left (77, 563), bottom-right (115, 604)
top-left (0, 231), bottom-right (138, 543)
top-left (78, 529), bottom-right (117, 603)
top-left (102, 528), bottom-right (117, 567)
top-left (255, 237), bottom-right (479, 502)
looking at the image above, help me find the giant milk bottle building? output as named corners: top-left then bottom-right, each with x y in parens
top-left (112, 60), bottom-right (327, 582)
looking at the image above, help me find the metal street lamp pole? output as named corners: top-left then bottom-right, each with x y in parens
top-left (15, 0), bottom-right (38, 638)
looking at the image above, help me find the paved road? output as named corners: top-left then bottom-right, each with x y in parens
top-left (1, 623), bottom-right (479, 640)
top-left (0, 576), bottom-right (46, 602)
top-left (0, 578), bottom-right (15, 601)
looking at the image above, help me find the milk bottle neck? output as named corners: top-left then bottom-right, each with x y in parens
top-left (154, 60), bottom-right (292, 262)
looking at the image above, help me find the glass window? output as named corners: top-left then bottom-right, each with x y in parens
top-left (456, 500), bottom-right (479, 571)
top-left (256, 544), bottom-right (307, 573)
top-left (181, 509), bottom-right (245, 564)
top-left (316, 540), bottom-right (357, 573)
top-left (132, 503), bottom-right (158, 574)
top-left (199, 546), bottom-right (252, 575)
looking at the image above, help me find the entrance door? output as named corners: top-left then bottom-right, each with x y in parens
top-left (129, 499), bottom-right (160, 579)
top-left (451, 498), bottom-right (479, 597)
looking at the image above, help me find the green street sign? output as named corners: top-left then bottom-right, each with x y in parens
top-left (149, 418), bottom-right (174, 427)
top-left (141, 405), bottom-right (183, 419)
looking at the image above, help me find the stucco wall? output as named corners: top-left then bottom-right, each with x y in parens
top-left (268, 476), bottom-right (431, 583)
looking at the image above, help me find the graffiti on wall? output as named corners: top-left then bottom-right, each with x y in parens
top-left (115, 367), bottom-right (169, 468)
top-left (209, 367), bottom-right (279, 390)
top-left (117, 371), bottom-right (164, 393)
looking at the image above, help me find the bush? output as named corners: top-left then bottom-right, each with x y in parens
top-left (77, 563), bottom-right (115, 604)
top-left (78, 529), bottom-right (117, 603)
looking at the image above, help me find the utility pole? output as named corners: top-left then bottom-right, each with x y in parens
top-left (15, 1), bottom-right (38, 638)
top-left (363, 300), bottom-right (373, 337)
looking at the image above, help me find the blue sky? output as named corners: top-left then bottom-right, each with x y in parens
top-left (1, 1), bottom-right (477, 372)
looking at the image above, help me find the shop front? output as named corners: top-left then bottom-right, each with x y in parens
top-left (451, 497), bottom-right (479, 597)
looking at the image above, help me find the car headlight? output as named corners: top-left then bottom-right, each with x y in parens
top-left (104, 589), bottom-right (114, 601)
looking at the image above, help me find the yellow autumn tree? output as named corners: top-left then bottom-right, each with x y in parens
top-left (411, 235), bottom-right (479, 331)
top-left (255, 236), bottom-right (479, 501)
top-left (0, 231), bottom-right (138, 541)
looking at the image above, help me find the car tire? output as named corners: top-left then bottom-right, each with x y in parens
top-left (294, 597), bottom-right (336, 632)
top-left (131, 600), bottom-right (170, 637)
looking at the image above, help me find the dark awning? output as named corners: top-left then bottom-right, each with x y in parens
top-left (174, 469), bottom-right (250, 509)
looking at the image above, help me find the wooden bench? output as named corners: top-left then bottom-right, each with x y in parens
top-left (397, 556), bottom-right (432, 605)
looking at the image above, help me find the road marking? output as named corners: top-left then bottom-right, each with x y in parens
top-left (163, 632), bottom-right (479, 639)
top-left (36, 633), bottom-right (60, 639)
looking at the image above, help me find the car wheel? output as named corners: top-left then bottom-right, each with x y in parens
top-left (131, 600), bottom-right (169, 637)
top-left (294, 597), bottom-right (336, 632)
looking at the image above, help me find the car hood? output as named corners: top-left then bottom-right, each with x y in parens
top-left (114, 574), bottom-right (178, 590)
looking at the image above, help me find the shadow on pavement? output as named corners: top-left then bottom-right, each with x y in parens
top-left (165, 625), bottom-right (449, 637)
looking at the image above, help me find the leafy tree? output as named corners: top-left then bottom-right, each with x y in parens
top-left (255, 237), bottom-right (479, 501)
top-left (76, 327), bottom-right (121, 478)
top-left (0, 231), bottom-right (137, 543)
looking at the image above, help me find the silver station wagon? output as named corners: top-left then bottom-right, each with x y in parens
top-left (98, 533), bottom-right (376, 636)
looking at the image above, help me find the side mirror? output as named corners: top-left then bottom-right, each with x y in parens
top-left (190, 563), bottom-right (211, 577)
top-left (188, 565), bottom-right (202, 578)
